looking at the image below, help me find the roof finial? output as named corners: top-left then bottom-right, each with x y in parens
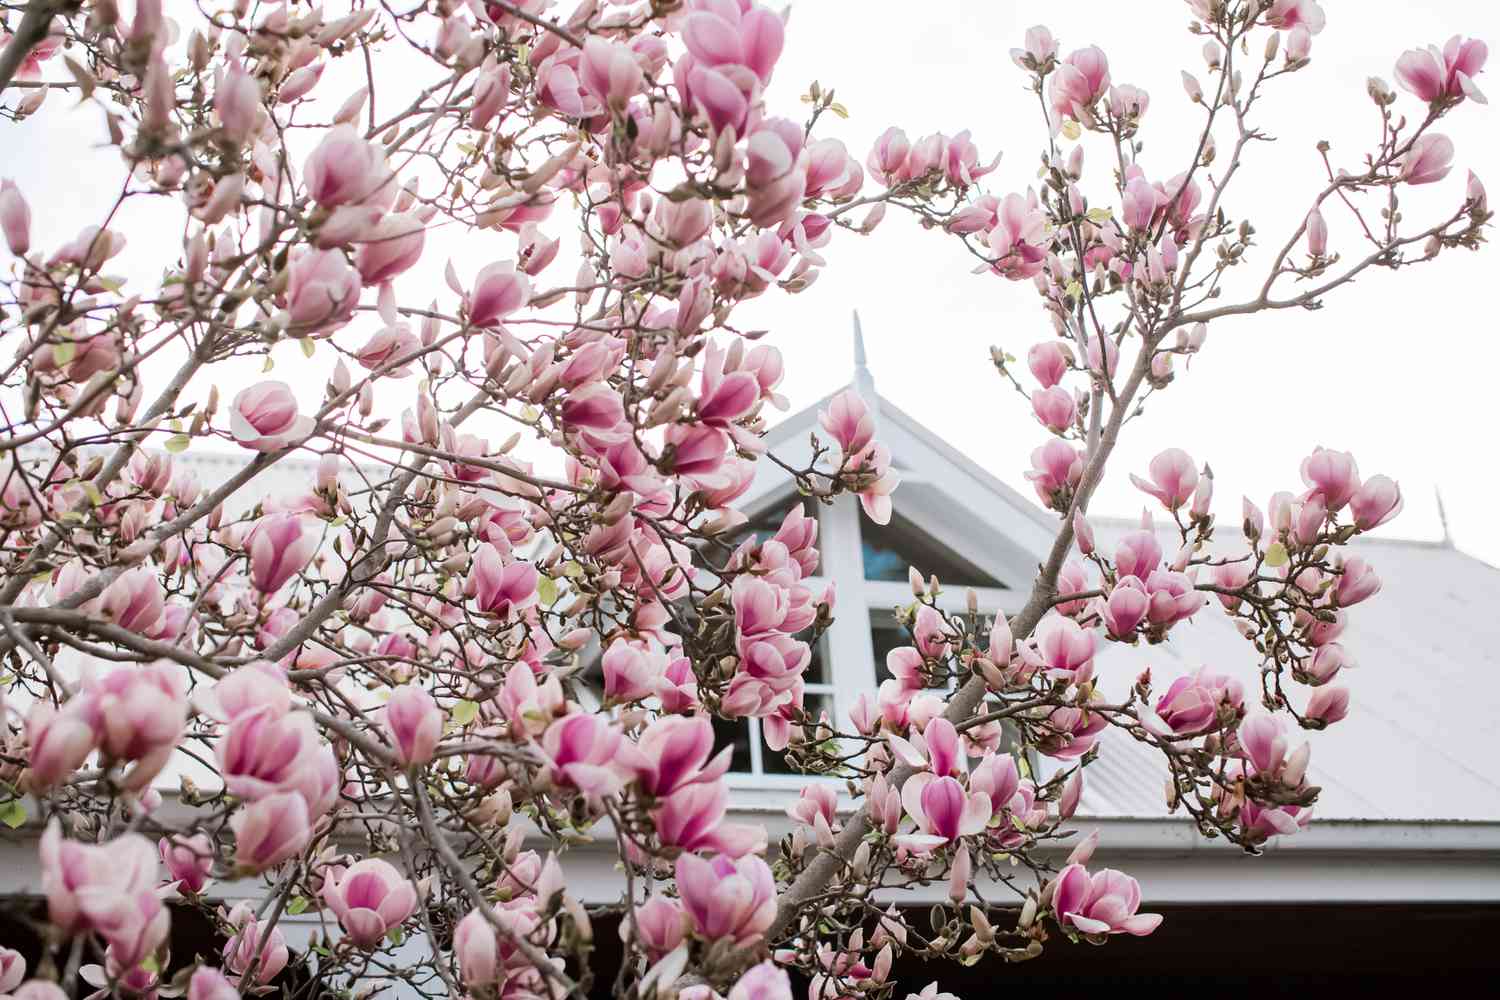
top-left (1435, 485), bottom-right (1454, 547)
top-left (852, 309), bottom-right (876, 399)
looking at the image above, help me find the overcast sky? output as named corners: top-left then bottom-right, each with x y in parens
top-left (4, 1), bottom-right (1498, 566)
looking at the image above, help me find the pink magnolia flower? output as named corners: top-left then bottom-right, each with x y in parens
top-left (1011, 25), bottom-right (1058, 70)
top-left (82, 661), bottom-right (188, 789)
top-left (39, 821), bottom-right (159, 936)
top-left (1027, 341), bottom-right (1070, 388)
top-left (1049, 46), bottom-right (1111, 121)
top-left (223, 902), bottom-right (290, 985)
top-left (1305, 204), bottom-right (1328, 256)
top-left (231, 790), bottom-right (312, 872)
top-left (383, 685), bottom-right (443, 765)
top-left (1399, 134), bottom-right (1455, 186)
top-left (1334, 556), bottom-right (1381, 606)
top-left (729, 961), bottom-right (793, 1000)
top-left (867, 127), bottom-right (912, 186)
top-left (465, 545), bottom-right (538, 618)
top-left (247, 513), bottom-right (319, 593)
top-left (887, 716), bottom-right (968, 779)
top-left (895, 773), bottom-right (991, 852)
top-left (304, 124), bottom-right (391, 207)
top-left (1037, 704), bottom-right (1108, 760)
top-left (626, 896), bottom-right (686, 963)
top-left (322, 857), bottom-right (419, 949)
top-left (465, 261), bottom-right (531, 327)
top-left (1098, 577), bottom-right (1149, 640)
top-left (0, 948), bottom-right (24, 994)
top-left (1026, 439), bottom-right (1084, 505)
top-left (230, 382), bottom-right (314, 452)
top-left (0, 179), bottom-right (30, 256)
top-left (675, 852), bottom-right (776, 946)
top-left (1153, 668), bottom-right (1243, 736)
top-left (1052, 863), bottom-right (1161, 936)
top-left (579, 37), bottom-right (645, 110)
top-left (1130, 448), bottom-right (1199, 510)
top-left (634, 716), bottom-right (730, 798)
top-left (1299, 447), bottom-right (1359, 511)
top-left (602, 639), bottom-right (664, 704)
top-left (986, 192), bottom-right (1048, 279)
top-left (819, 389), bottom-right (874, 455)
top-left (355, 214), bottom-right (426, 285)
top-left (1020, 614), bottom-right (1097, 679)
top-left (214, 60), bottom-right (260, 145)
top-left (681, 2), bottom-right (785, 85)
top-left (1114, 528), bottom-right (1162, 581)
top-left (1306, 685), bottom-right (1350, 725)
top-left (1145, 569), bottom-right (1205, 629)
top-left (187, 967), bottom-right (240, 1000)
top-left (160, 833), bottom-right (215, 894)
top-left (654, 778), bottom-right (766, 857)
top-left (541, 712), bottom-right (637, 798)
top-left (1395, 36), bottom-right (1487, 104)
top-left (1031, 385), bottom-right (1077, 432)
top-left (1350, 474), bottom-right (1402, 530)
top-left (24, 701), bottom-right (95, 789)
top-left (285, 247), bottom-right (362, 333)
top-left (1265, 0), bottom-right (1326, 35)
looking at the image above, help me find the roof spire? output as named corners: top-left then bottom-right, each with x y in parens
top-left (852, 309), bottom-right (877, 400)
top-left (1435, 485), bottom-right (1454, 547)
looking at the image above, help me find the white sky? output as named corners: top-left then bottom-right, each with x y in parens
top-left (4, 1), bottom-right (1499, 566)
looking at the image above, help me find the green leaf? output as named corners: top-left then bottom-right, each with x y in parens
top-left (0, 800), bottom-right (25, 828)
top-left (1085, 207), bottom-right (1113, 224)
top-left (164, 433), bottom-right (191, 454)
top-left (286, 895), bottom-right (309, 915)
top-left (52, 342), bottom-right (77, 368)
top-left (300, 337), bottom-right (316, 359)
top-left (262, 355), bottom-right (275, 373)
top-left (1264, 542), bottom-right (1289, 567)
top-left (1061, 119), bottom-right (1082, 141)
top-left (537, 576), bottom-right (559, 607)
top-left (452, 700), bottom-right (479, 726)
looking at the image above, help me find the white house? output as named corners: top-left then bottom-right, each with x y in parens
top-left (2, 318), bottom-right (1496, 986)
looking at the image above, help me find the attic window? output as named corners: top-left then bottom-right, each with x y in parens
top-left (859, 510), bottom-right (1006, 589)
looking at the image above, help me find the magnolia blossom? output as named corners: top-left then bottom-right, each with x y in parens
top-left (322, 858), bottom-right (420, 948)
top-left (384, 684), bottom-right (444, 765)
top-left (675, 852), bottom-right (776, 945)
top-left (896, 772), bottom-right (991, 852)
top-left (1052, 863), bottom-right (1162, 936)
top-left (230, 382), bottom-right (314, 452)
top-left (1131, 448), bottom-right (1199, 510)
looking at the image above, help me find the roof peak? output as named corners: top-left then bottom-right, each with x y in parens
top-left (852, 309), bottom-right (876, 401)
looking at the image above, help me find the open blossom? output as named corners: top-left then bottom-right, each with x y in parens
top-left (161, 833), bottom-right (215, 894)
top-left (40, 821), bottom-right (160, 936)
top-left (1026, 439), bottom-right (1084, 505)
top-left (1131, 448), bottom-right (1199, 510)
top-left (1395, 36), bottom-right (1487, 104)
top-left (1399, 134), bottom-right (1456, 185)
top-left (466, 545), bottom-right (539, 618)
top-left (285, 247), bottom-right (362, 333)
top-left (1350, 474), bottom-right (1402, 530)
top-left (231, 790), bottom-right (312, 872)
top-left (1052, 863), bottom-right (1162, 936)
top-left (675, 852), bottom-right (776, 946)
top-left (223, 903), bottom-right (290, 985)
top-left (304, 124), bottom-right (391, 207)
top-left (321, 858), bottom-right (419, 948)
top-left (1154, 668), bottom-right (1243, 736)
top-left (896, 772), bottom-right (991, 852)
top-left (230, 382), bottom-right (314, 451)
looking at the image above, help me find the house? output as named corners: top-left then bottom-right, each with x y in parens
top-left (2, 318), bottom-right (1496, 987)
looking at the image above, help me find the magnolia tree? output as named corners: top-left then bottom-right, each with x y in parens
top-left (0, 0), bottom-right (1488, 998)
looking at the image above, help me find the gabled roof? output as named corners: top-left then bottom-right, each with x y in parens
top-left (753, 316), bottom-right (1500, 826)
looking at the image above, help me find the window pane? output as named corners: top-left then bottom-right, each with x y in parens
top-left (859, 510), bottom-right (1005, 588)
top-left (800, 628), bottom-right (829, 685)
top-left (763, 693), bottom-right (835, 775)
top-left (712, 715), bottom-right (755, 774)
